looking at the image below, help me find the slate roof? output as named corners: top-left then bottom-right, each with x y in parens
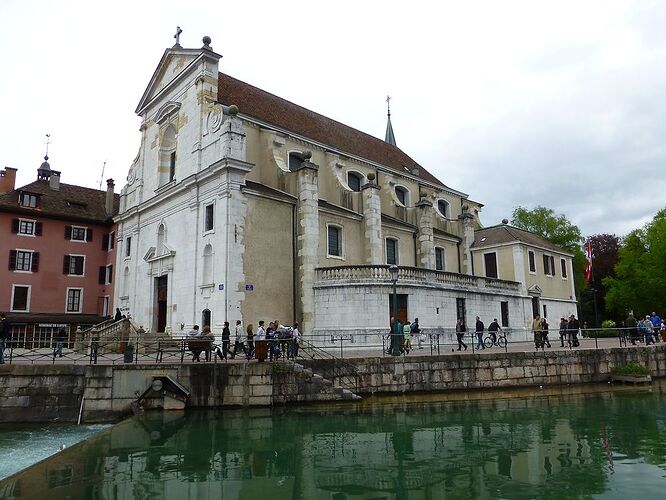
top-left (473, 224), bottom-right (570, 254)
top-left (0, 179), bottom-right (120, 224)
top-left (217, 73), bottom-right (446, 188)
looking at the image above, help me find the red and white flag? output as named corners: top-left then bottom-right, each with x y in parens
top-left (584, 239), bottom-right (593, 283)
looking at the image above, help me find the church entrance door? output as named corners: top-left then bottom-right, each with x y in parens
top-left (388, 294), bottom-right (408, 325)
top-left (156, 276), bottom-right (168, 333)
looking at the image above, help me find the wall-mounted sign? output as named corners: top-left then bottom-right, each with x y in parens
top-left (218, 284), bottom-right (224, 290)
top-left (37, 323), bottom-right (68, 328)
top-left (245, 284), bottom-right (254, 291)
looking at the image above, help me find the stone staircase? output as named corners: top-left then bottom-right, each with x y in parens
top-left (279, 361), bottom-right (361, 402)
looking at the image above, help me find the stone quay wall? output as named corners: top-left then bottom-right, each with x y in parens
top-left (1, 346), bottom-right (665, 423)
top-left (0, 362), bottom-right (346, 423)
top-left (299, 345), bottom-right (666, 395)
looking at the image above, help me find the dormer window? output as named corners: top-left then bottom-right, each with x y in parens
top-left (395, 186), bottom-right (409, 206)
top-left (288, 152), bottom-right (303, 171)
top-left (19, 193), bottom-right (38, 208)
top-left (437, 200), bottom-right (450, 218)
top-left (347, 172), bottom-right (362, 192)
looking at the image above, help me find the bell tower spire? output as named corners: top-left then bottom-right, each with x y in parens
top-left (384, 95), bottom-right (396, 146)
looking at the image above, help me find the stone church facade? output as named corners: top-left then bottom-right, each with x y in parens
top-left (114, 36), bottom-right (577, 344)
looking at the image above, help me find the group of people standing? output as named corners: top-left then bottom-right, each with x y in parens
top-left (185, 319), bottom-right (301, 362)
top-left (624, 312), bottom-right (665, 345)
top-left (389, 317), bottom-right (422, 354)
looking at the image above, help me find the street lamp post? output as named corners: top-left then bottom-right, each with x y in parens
top-left (389, 265), bottom-right (401, 356)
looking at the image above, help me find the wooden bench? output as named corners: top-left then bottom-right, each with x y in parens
top-left (186, 338), bottom-right (214, 362)
top-left (156, 338), bottom-right (185, 363)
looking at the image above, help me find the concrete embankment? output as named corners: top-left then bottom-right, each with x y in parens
top-left (1, 346), bottom-right (664, 423)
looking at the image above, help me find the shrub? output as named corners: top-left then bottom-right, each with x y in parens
top-left (601, 320), bottom-right (616, 329)
top-left (610, 362), bottom-right (650, 376)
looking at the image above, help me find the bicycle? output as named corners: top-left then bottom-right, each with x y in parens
top-left (484, 331), bottom-right (507, 349)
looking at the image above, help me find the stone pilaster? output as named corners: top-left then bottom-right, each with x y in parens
top-left (459, 206), bottom-right (476, 275)
top-left (361, 172), bottom-right (383, 264)
top-left (295, 156), bottom-right (319, 335)
top-left (415, 194), bottom-right (436, 269)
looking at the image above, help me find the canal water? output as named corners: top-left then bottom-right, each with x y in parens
top-left (2, 382), bottom-right (666, 499)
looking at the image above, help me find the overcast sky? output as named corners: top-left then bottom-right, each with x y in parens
top-left (1, 0), bottom-right (665, 238)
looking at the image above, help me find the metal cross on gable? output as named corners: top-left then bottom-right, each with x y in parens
top-left (386, 95), bottom-right (391, 115)
top-left (174, 26), bottom-right (183, 45)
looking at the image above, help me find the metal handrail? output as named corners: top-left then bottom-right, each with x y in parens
top-left (298, 338), bottom-right (360, 392)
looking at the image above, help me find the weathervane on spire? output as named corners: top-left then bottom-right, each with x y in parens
top-left (174, 26), bottom-right (183, 46)
top-left (384, 96), bottom-right (396, 146)
top-left (44, 133), bottom-right (51, 159)
top-left (386, 95), bottom-right (392, 117)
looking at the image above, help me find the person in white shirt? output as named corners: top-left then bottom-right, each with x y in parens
top-left (290, 321), bottom-right (300, 359)
top-left (231, 320), bottom-right (245, 358)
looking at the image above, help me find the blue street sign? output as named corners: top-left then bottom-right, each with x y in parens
top-left (245, 284), bottom-right (254, 291)
top-left (218, 284), bottom-right (224, 290)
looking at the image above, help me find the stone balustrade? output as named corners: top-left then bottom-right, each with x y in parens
top-left (315, 265), bottom-right (520, 292)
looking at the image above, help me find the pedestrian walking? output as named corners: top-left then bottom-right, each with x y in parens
top-left (290, 321), bottom-right (300, 359)
top-left (541, 317), bottom-right (551, 348)
top-left (231, 320), bottom-right (245, 358)
top-left (568, 315), bottom-right (580, 347)
top-left (559, 318), bottom-right (567, 347)
top-left (245, 324), bottom-right (255, 359)
top-left (475, 316), bottom-right (485, 350)
top-left (411, 318), bottom-right (423, 349)
top-left (532, 315), bottom-right (543, 349)
top-left (455, 318), bottom-right (467, 351)
top-left (0, 313), bottom-right (10, 365)
top-left (403, 319), bottom-right (412, 353)
top-left (53, 328), bottom-right (67, 358)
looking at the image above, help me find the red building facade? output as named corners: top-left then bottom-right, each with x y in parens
top-left (0, 159), bottom-right (118, 347)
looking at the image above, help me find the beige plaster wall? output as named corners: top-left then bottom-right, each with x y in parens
top-left (382, 225), bottom-right (416, 266)
top-left (473, 246), bottom-right (515, 281)
top-left (433, 237), bottom-right (460, 273)
top-left (524, 248), bottom-right (574, 299)
top-left (241, 196), bottom-right (294, 326)
top-left (318, 215), bottom-right (363, 265)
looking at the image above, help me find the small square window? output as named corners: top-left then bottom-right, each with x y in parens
top-left (71, 227), bottom-right (86, 241)
top-left (64, 255), bottom-right (85, 276)
top-left (15, 250), bottom-right (32, 271)
top-left (19, 220), bottom-right (35, 235)
top-left (19, 193), bottom-right (38, 208)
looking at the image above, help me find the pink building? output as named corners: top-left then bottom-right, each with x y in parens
top-left (0, 157), bottom-right (118, 347)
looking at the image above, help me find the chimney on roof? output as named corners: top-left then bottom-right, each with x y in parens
top-left (0, 167), bottom-right (17, 193)
top-left (49, 170), bottom-right (61, 191)
top-left (105, 179), bottom-right (115, 216)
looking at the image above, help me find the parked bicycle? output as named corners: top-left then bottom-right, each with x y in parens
top-left (484, 331), bottom-right (507, 349)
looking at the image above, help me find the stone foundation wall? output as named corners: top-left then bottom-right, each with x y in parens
top-left (299, 345), bottom-right (666, 394)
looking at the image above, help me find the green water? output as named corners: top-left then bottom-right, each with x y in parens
top-left (2, 383), bottom-right (666, 499)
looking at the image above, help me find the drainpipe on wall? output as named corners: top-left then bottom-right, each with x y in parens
top-left (456, 241), bottom-right (462, 274)
top-left (292, 203), bottom-right (297, 323)
top-left (412, 233), bottom-right (417, 267)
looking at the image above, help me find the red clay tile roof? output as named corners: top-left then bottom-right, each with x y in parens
top-left (217, 73), bottom-right (445, 187)
top-left (0, 180), bottom-right (119, 224)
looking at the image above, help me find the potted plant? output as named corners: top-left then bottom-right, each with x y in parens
top-left (610, 362), bottom-right (651, 383)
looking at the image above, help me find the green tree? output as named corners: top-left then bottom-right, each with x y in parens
top-left (511, 206), bottom-right (587, 300)
top-left (605, 208), bottom-right (666, 316)
top-left (588, 233), bottom-right (621, 321)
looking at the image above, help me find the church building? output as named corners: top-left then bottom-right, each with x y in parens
top-left (114, 34), bottom-right (577, 343)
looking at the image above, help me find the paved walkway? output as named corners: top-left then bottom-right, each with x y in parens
top-left (0, 336), bottom-right (648, 366)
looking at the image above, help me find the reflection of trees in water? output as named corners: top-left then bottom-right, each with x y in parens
top-left (5, 385), bottom-right (666, 499)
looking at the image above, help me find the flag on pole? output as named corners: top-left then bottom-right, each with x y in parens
top-left (584, 239), bottom-right (593, 283)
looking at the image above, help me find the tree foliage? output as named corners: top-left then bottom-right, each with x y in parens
top-left (511, 206), bottom-right (586, 298)
top-left (587, 233), bottom-right (621, 320)
top-left (604, 208), bottom-right (666, 317)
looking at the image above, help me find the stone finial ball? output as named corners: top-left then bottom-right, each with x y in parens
top-left (367, 172), bottom-right (376, 181)
top-left (462, 204), bottom-right (469, 211)
top-left (202, 36), bottom-right (212, 45)
top-left (419, 191), bottom-right (427, 199)
top-left (228, 104), bottom-right (239, 115)
top-left (302, 150), bottom-right (312, 160)
top-left (502, 218), bottom-right (509, 224)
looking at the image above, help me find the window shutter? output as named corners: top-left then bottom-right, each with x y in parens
top-left (102, 234), bottom-right (109, 250)
top-left (110, 234), bottom-right (114, 249)
top-left (11, 219), bottom-right (19, 233)
top-left (35, 221), bottom-right (43, 236)
top-left (108, 264), bottom-right (113, 283)
top-left (63, 255), bottom-right (70, 274)
top-left (86, 229), bottom-right (93, 242)
top-left (9, 250), bottom-right (17, 271)
top-left (31, 252), bottom-right (39, 272)
top-left (75, 257), bottom-right (84, 275)
top-left (65, 225), bottom-right (72, 239)
top-left (99, 266), bottom-right (106, 284)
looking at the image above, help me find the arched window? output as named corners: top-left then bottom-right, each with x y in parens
top-left (395, 186), bottom-right (409, 207)
top-left (327, 224), bottom-right (343, 258)
top-left (347, 172), bottom-right (363, 192)
top-left (157, 224), bottom-right (166, 255)
top-left (437, 200), bottom-right (450, 218)
top-left (386, 238), bottom-right (399, 265)
top-left (203, 244), bottom-right (213, 284)
top-left (159, 125), bottom-right (177, 186)
top-left (202, 309), bottom-right (211, 328)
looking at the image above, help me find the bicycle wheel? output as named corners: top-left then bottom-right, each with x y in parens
top-left (483, 336), bottom-right (493, 349)
top-left (497, 336), bottom-right (507, 349)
